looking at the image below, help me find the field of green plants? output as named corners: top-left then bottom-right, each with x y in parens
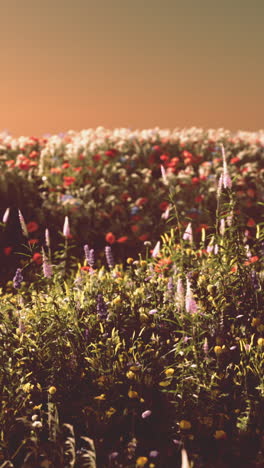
top-left (0, 127), bottom-right (263, 467)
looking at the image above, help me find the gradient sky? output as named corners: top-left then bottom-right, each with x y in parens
top-left (1, 0), bottom-right (263, 136)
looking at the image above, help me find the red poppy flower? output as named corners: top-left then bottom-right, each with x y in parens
top-left (28, 238), bottom-right (39, 245)
top-left (244, 256), bottom-right (259, 266)
top-left (26, 221), bottom-right (39, 233)
top-left (135, 197), bottom-right (148, 206)
top-left (63, 176), bottom-right (76, 186)
top-left (159, 201), bottom-right (169, 211)
top-left (105, 232), bottom-right (116, 244)
top-left (4, 246), bottom-right (12, 256)
top-left (139, 234), bottom-right (149, 241)
top-left (29, 151), bottom-right (39, 159)
top-left (117, 236), bottom-right (128, 243)
top-left (247, 218), bottom-right (256, 227)
top-left (131, 225), bottom-right (139, 233)
top-left (62, 162), bottom-right (70, 169)
top-left (32, 252), bottom-right (42, 265)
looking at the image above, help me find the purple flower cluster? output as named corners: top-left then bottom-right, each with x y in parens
top-left (105, 246), bottom-right (115, 269)
top-left (13, 268), bottom-right (23, 289)
top-left (96, 294), bottom-right (108, 319)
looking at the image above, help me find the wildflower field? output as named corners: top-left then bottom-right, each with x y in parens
top-left (0, 128), bottom-right (264, 467)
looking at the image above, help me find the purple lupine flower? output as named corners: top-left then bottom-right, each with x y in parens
top-left (13, 268), bottom-right (23, 289)
top-left (221, 144), bottom-right (232, 189)
top-left (160, 165), bottom-right (168, 185)
top-left (83, 244), bottom-right (89, 262)
top-left (142, 410), bottom-right (152, 419)
top-left (105, 246), bottom-right (114, 268)
top-left (18, 318), bottom-right (26, 334)
top-left (149, 450), bottom-right (159, 458)
top-left (219, 218), bottom-right (225, 235)
top-left (2, 207), bottom-right (10, 224)
top-left (152, 240), bottom-right (160, 258)
top-left (185, 278), bottom-right (198, 314)
top-left (217, 173), bottom-right (223, 198)
top-left (161, 205), bottom-right (170, 220)
top-left (214, 244), bottom-right (219, 255)
top-left (88, 249), bottom-right (95, 267)
top-left (63, 216), bottom-right (71, 238)
top-left (96, 294), bottom-right (108, 319)
top-left (18, 210), bottom-right (28, 238)
top-left (183, 223), bottom-right (193, 243)
top-left (203, 338), bottom-right (209, 355)
top-left (251, 270), bottom-right (259, 290)
top-left (176, 277), bottom-right (185, 308)
top-left (45, 228), bottom-right (50, 248)
top-left (42, 250), bottom-right (53, 278)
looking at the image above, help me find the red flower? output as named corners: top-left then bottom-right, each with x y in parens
top-left (105, 232), bottom-right (116, 244)
top-left (131, 225), bottom-right (139, 233)
top-left (191, 177), bottom-right (200, 185)
top-left (230, 157), bottom-right (240, 164)
top-left (117, 236), bottom-right (128, 243)
top-left (244, 256), bottom-right (259, 266)
top-left (139, 234), bottom-right (149, 241)
top-left (105, 149), bottom-right (118, 158)
top-left (32, 252), bottom-right (42, 265)
top-left (195, 195), bottom-right (204, 203)
top-left (135, 197), bottom-right (148, 206)
top-left (62, 162), bottom-right (70, 169)
top-left (26, 221), bottom-right (39, 233)
top-left (4, 246), bottom-right (12, 256)
top-left (160, 154), bottom-right (169, 162)
top-left (159, 201), bottom-right (169, 211)
top-left (92, 154), bottom-right (101, 162)
top-left (63, 176), bottom-right (76, 186)
top-left (28, 238), bottom-right (39, 245)
top-left (247, 218), bottom-right (256, 227)
top-left (29, 150), bottom-right (39, 159)
top-left (50, 167), bottom-right (62, 174)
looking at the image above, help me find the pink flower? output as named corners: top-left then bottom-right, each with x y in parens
top-left (63, 216), bottom-right (71, 238)
top-left (142, 410), bottom-right (152, 419)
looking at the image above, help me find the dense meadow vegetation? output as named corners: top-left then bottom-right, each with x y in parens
top-left (0, 127), bottom-right (263, 467)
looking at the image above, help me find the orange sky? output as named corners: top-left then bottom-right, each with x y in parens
top-left (1, 1), bottom-right (263, 136)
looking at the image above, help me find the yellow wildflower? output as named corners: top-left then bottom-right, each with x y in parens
top-left (136, 456), bottom-right (148, 467)
top-left (179, 420), bottom-right (192, 430)
top-left (48, 386), bottom-right (57, 395)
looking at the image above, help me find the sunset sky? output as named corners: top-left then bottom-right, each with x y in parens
top-left (1, 0), bottom-right (263, 136)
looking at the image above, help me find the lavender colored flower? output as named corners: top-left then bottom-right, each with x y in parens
top-left (96, 294), bottom-right (108, 319)
top-left (148, 309), bottom-right (158, 315)
top-left (176, 277), bottom-right (185, 308)
top-left (105, 246), bottom-right (115, 268)
top-left (185, 278), bottom-right (198, 314)
top-left (251, 270), bottom-right (259, 290)
top-left (13, 268), bottom-right (23, 289)
top-left (203, 338), bottom-right (209, 355)
top-left (45, 228), bottom-right (50, 247)
top-left (183, 223), bottom-right (193, 243)
top-left (142, 410), bottom-right (152, 419)
top-left (221, 144), bottom-right (232, 189)
top-left (18, 210), bottom-right (28, 237)
top-left (63, 216), bottom-right (71, 238)
top-left (152, 240), bottom-right (160, 258)
top-left (83, 244), bottom-right (89, 262)
top-left (2, 207), bottom-right (10, 224)
top-left (88, 249), bottom-right (95, 267)
top-left (149, 450), bottom-right (159, 458)
top-left (160, 164), bottom-right (168, 185)
top-left (42, 251), bottom-right (53, 278)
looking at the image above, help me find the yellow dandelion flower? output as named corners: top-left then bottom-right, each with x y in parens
top-left (128, 389), bottom-right (139, 399)
top-left (159, 380), bottom-right (171, 387)
top-left (48, 386), bottom-right (57, 395)
top-left (94, 394), bottom-right (106, 400)
top-left (165, 368), bottom-right (174, 377)
top-left (136, 456), bottom-right (148, 467)
top-left (214, 430), bottom-right (227, 440)
top-left (179, 419), bottom-right (192, 430)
